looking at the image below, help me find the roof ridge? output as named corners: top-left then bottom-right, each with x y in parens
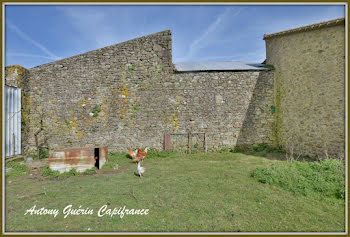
top-left (263, 17), bottom-right (345, 40)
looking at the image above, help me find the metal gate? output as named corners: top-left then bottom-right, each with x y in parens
top-left (164, 132), bottom-right (207, 153)
top-left (5, 85), bottom-right (21, 157)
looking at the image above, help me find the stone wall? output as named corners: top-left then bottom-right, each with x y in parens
top-left (25, 30), bottom-right (173, 152)
top-left (7, 30), bottom-right (275, 153)
top-left (6, 21), bottom-right (344, 158)
top-left (265, 22), bottom-right (345, 159)
top-left (5, 65), bottom-right (30, 88)
top-left (173, 71), bottom-right (275, 150)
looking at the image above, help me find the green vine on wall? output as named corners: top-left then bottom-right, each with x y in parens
top-left (274, 71), bottom-right (283, 147)
top-left (92, 105), bottom-right (101, 117)
top-left (128, 62), bottom-right (136, 71)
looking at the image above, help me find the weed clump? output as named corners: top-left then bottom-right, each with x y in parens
top-left (41, 166), bottom-right (97, 179)
top-left (92, 105), bottom-right (101, 117)
top-left (39, 148), bottom-right (49, 159)
top-left (5, 161), bottom-right (29, 178)
top-left (101, 152), bottom-right (125, 170)
top-left (41, 165), bottom-right (60, 178)
top-left (233, 143), bottom-right (286, 160)
top-left (26, 148), bottom-right (50, 160)
top-left (220, 147), bottom-right (232, 153)
top-left (251, 159), bottom-right (345, 199)
top-left (145, 148), bottom-right (178, 159)
top-left (82, 167), bottom-right (97, 175)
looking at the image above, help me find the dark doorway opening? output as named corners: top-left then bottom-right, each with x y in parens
top-left (94, 148), bottom-right (100, 169)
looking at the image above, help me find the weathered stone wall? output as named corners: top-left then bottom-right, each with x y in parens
top-left (11, 30), bottom-right (275, 153)
top-left (5, 65), bottom-right (30, 88)
top-left (173, 71), bottom-right (275, 150)
top-left (265, 23), bottom-right (345, 159)
top-left (7, 22), bottom-right (344, 157)
top-left (25, 30), bottom-right (173, 152)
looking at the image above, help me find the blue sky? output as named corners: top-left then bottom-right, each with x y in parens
top-left (5, 4), bottom-right (345, 68)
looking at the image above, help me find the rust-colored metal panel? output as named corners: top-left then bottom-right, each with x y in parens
top-left (49, 146), bottom-right (108, 173)
top-left (164, 133), bottom-right (171, 150)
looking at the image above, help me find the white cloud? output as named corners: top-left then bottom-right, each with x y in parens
top-left (7, 52), bottom-right (59, 60)
top-left (57, 7), bottom-right (122, 48)
top-left (255, 6), bottom-right (345, 36)
top-left (184, 7), bottom-right (245, 61)
top-left (7, 21), bottom-right (61, 60)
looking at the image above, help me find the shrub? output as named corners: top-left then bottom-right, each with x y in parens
top-left (39, 148), bottom-right (49, 159)
top-left (128, 62), bottom-right (136, 71)
top-left (57, 168), bottom-right (78, 179)
top-left (252, 143), bottom-right (269, 152)
top-left (251, 159), bottom-right (345, 199)
top-left (264, 64), bottom-right (275, 69)
top-left (26, 152), bottom-right (37, 160)
top-left (232, 146), bottom-right (248, 153)
top-left (82, 168), bottom-right (97, 175)
top-left (41, 165), bottom-right (60, 178)
top-left (41, 166), bottom-right (97, 179)
top-left (270, 105), bottom-right (276, 114)
top-left (101, 152), bottom-right (125, 170)
top-left (92, 105), bottom-right (101, 117)
top-left (146, 148), bottom-right (177, 159)
top-left (5, 161), bottom-right (29, 178)
top-left (26, 149), bottom-right (50, 160)
top-left (233, 144), bottom-right (285, 159)
top-left (220, 147), bottom-right (231, 153)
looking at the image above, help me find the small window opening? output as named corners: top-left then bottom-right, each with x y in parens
top-left (94, 148), bottom-right (100, 169)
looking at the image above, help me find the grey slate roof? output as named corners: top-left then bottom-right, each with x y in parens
top-left (174, 61), bottom-right (269, 72)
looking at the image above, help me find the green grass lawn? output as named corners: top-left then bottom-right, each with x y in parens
top-left (5, 152), bottom-right (345, 232)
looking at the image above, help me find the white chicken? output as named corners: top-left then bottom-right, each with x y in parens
top-left (137, 161), bottom-right (146, 178)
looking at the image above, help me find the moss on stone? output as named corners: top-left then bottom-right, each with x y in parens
top-left (274, 71), bottom-right (283, 148)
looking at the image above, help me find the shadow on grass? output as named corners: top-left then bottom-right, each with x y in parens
top-left (228, 143), bottom-right (315, 162)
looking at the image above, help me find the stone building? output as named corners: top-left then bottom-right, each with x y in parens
top-left (264, 17), bottom-right (345, 158)
top-left (4, 17), bottom-right (345, 159)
